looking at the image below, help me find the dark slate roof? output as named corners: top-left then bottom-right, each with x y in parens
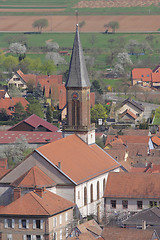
top-left (121, 98), bottom-right (144, 112)
top-left (122, 207), bottom-right (160, 227)
top-left (65, 25), bottom-right (91, 88)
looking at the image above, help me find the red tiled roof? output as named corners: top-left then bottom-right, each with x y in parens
top-left (130, 167), bottom-right (146, 172)
top-left (58, 84), bottom-right (66, 109)
top-left (104, 172), bottom-right (160, 199)
top-left (0, 131), bottom-right (62, 144)
top-left (0, 97), bottom-right (29, 115)
top-left (8, 114), bottom-right (59, 132)
top-left (120, 109), bottom-right (137, 120)
top-left (152, 72), bottom-right (160, 83)
top-left (106, 135), bottom-right (149, 146)
top-left (69, 233), bottom-right (96, 240)
top-left (36, 134), bottom-right (120, 184)
top-left (132, 68), bottom-right (152, 82)
top-left (0, 189), bottom-right (75, 216)
top-left (0, 90), bottom-right (7, 99)
top-left (146, 164), bottom-right (160, 173)
top-left (78, 219), bottom-right (102, 236)
top-left (102, 227), bottom-right (153, 240)
top-left (152, 136), bottom-right (160, 146)
top-left (0, 169), bottom-right (10, 179)
top-left (0, 158), bottom-right (7, 169)
top-left (11, 166), bottom-right (56, 188)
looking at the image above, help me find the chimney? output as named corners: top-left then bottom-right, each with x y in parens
top-left (35, 188), bottom-right (44, 198)
top-left (13, 188), bottom-right (21, 201)
top-left (142, 220), bottom-right (146, 230)
top-left (58, 162), bottom-right (61, 170)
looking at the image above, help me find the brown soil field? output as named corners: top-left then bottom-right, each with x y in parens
top-left (0, 8), bottom-right (65, 12)
top-left (1, 15), bottom-right (160, 32)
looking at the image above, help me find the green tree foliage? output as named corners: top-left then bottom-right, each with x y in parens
top-left (91, 104), bottom-right (107, 123)
top-left (0, 108), bottom-right (9, 121)
top-left (27, 97), bottom-right (44, 118)
top-left (3, 55), bottom-right (18, 74)
top-left (33, 82), bottom-right (43, 100)
top-left (40, 60), bottom-right (57, 75)
top-left (91, 80), bottom-right (103, 95)
top-left (13, 102), bottom-right (27, 123)
top-left (104, 21), bottom-right (119, 33)
top-left (46, 105), bottom-right (52, 123)
top-left (32, 19), bottom-right (48, 32)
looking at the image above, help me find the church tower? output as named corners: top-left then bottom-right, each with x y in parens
top-left (63, 25), bottom-right (95, 144)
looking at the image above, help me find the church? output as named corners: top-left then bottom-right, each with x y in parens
top-left (0, 25), bottom-right (120, 221)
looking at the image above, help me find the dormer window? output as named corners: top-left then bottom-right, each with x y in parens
top-left (147, 74), bottom-right (149, 77)
top-left (141, 75), bottom-right (144, 77)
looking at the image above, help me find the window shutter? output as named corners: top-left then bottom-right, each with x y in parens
top-left (26, 219), bottom-right (29, 229)
top-left (65, 212), bottom-right (68, 222)
top-left (19, 219), bottom-right (22, 229)
top-left (40, 235), bottom-right (43, 240)
top-left (12, 219), bottom-right (15, 229)
top-left (32, 235), bottom-right (36, 240)
top-left (33, 219), bottom-right (36, 229)
top-left (40, 219), bottom-right (43, 230)
top-left (59, 215), bottom-right (62, 225)
top-left (4, 219), bottom-right (7, 228)
top-left (23, 235), bottom-right (26, 240)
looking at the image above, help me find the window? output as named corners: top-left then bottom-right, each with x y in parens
top-left (122, 200), bottom-right (128, 209)
top-left (90, 184), bottom-right (93, 203)
top-left (26, 236), bottom-right (31, 240)
top-left (5, 219), bottom-right (14, 229)
top-left (33, 220), bottom-right (43, 229)
top-left (7, 234), bottom-right (12, 240)
top-left (66, 227), bottom-right (68, 238)
top-left (149, 201), bottom-right (157, 208)
top-left (65, 212), bottom-right (68, 222)
top-left (84, 187), bottom-right (87, 206)
top-left (103, 179), bottom-right (106, 193)
top-left (59, 215), bottom-right (62, 225)
top-left (60, 229), bottom-right (62, 240)
top-left (147, 74), bottom-right (149, 77)
top-left (137, 201), bottom-right (143, 209)
top-left (53, 217), bottom-right (57, 227)
top-left (53, 232), bottom-right (57, 240)
top-left (22, 219), bottom-right (27, 228)
top-left (97, 181), bottom-right (100, 200)
top-left (141, 75), bottom-right (144, 77)
top-left (110, 200), bottom-right (116, 209)
top-left (78, 191), bottom-right (80, 199)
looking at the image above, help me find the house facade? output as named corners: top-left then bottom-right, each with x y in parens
top-left (0, 188), bottom-right (75, 240)
top-left (104, 172), bottom-right (160, 216)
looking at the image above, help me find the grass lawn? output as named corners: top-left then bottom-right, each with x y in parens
top-left (153, 116), bottom-right (160, 125)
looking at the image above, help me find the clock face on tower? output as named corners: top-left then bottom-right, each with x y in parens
top-left (72, 92), bottom-right (79, 100)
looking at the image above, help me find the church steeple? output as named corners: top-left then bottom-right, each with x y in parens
top-left (63, 25), bottom-right (95, 145)
top-left (65, 24), bottom-right (91, 88)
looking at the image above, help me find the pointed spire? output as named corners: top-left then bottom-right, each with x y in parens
top-left (65, 24), bottom-right (91, 88)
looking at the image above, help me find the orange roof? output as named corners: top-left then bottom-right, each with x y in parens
top-left (11, 166), bottom-right (56, 188)
top-left (152, 136), bottom-right (160, 146)
top-left (104, 172), bottom-right (160, 199)
top-left (69, 232), bottom-right (96, 240)
top-left (78, 219), bottom-right (102, 236)
top-left (102, 227), bottom-right (153, 240)
top-left (0, 97), bottom-right (29, 115)
top-left (120, 109), bottom-right (137, 120)
top-left (0, 189), bottom-right (75, 216)
top-left (0, 169), bottom-right (10, 179)
top-left (152, 72), bottom-right (160, 83)
top-left (132, 68), bottom-right (152, 82)
top-left (36, 135), bottom-right (120, 184)
top-left (105, 135), bottom-right (149, 146)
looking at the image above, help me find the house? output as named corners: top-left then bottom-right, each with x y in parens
top-left (104, 172), bottom-right (160, 215)
top-left (0, 89), bottom-right (10, 99)
top-left (131, 68), bottom-right (152, 87)
top-left (101, 227), bottom-right (154, 240)
top-left (131, 67), bottom-right (160, 88)
top-left (68, 219), bottom-right (102, 239)
top-left (8, 114), bottom-right (59, 132)
top-left (121, 207), bottom-right (160, 229)
top-left (0, 134), bottom-right (120, 219)
top-left (115, 98), bottom-right (144, 123)
top-left (0, 130), bottom-right (62, 151)
top-left (0, 97), bottom-right (29, 116)
top-left (0, 188), bottom-right (75, 240)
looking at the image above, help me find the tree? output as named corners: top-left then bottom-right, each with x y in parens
top-left (27, 98), bottom-right (44, 118)
top-left (33, 82), bottom-right (43, 100)
top-left (0, 108), bottom-right (9, 121)
top-left (26, 79), bottom-right (35, 93)
top-left (40, 60), bottom-right (57, 75)
top-left (117, 52), bottom-right (133, 68)
top-left (32, 19), bottom-right (48, 32)
top-left (46, 52), bottom-right (66, 65)
top-left (0, 136), bottom-right (32, 167)
top-left (79, 20), bottom-right (86, 29)
top-left (46, 105), bottom-right (52, 123)
top-left (104, 21), bottom-right (119, 33)
top-left (91, 104), bottom-right (107, 123)
top-left (13, 102), bottom-right (27, 123)
top-left (92, 80), bottom-right (103, 95)
top-left (9, 43), bottom-right (26, 56)
top-left (46, 42), bottom-right (59, 51)
top-left (3, 55), bottom-right (18, 74)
